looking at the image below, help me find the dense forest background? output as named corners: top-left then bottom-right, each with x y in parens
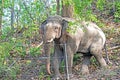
top-left (0, 0), bottom-right (120, 80)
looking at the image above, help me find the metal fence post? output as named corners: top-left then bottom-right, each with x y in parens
top-left (64, 43), bottom-right (70, 80)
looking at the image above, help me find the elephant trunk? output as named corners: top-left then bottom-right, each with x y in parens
top-left (44, 42), bottom-right (52, 75)
top-left (46, 62), bottom-right (51, 74)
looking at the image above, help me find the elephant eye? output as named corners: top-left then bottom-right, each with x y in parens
top-left (54, 27), bottom-right (58, 30)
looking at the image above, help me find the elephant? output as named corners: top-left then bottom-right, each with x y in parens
top-left (40, 15), bottom-right (110, 79)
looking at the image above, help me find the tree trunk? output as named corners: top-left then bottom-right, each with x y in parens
top-left (11, 0), bottom-right (14, 30)
top-left (56, 0), bottom-right (60, 15)
top-left (0, 0), bottom-right (3, 35)
top-left (43, 0), bottom-right (51, 17)
top-left (61, 0), bottom-right (74, 18)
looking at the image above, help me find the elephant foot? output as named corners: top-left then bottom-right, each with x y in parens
top-left (51, 77), bottom-right (61, 80)
top-left (52, 74), bottom-right (63, 80)
top-left (69, 74), bottom-right (79, 80)
top-left (64, 74), bottom-right (74, 80)
top-left (80, 66), bottom-right (89, 75)
top-left (64, 74), bottom-right (79, 80)
top-left (80, 69), bottom-right (89, 75)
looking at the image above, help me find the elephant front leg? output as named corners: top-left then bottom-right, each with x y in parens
top-left (80, 55), bottom-right (91, 75)
top-left (52, 47), bottom-right (64, 79)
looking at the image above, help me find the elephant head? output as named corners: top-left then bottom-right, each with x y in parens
top-left (40, 15), bottom-right (68, 43)
top-left (40, 15), bottom-right (68, 74)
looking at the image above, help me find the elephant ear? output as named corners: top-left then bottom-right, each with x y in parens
top-left (39, 20), bottom-right (47, 34)
top-left (62, 19), bottom-right (68, 32)
top-left (62, 17), bottom-right (75, 32)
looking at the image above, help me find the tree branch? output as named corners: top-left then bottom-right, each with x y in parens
top-left (23, 1), bottom-right (35, 24)
top-left (108, 45), bottom-right (120, 50)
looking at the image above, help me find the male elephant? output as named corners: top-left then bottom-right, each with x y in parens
top-left (40, 15), bottom-right (110, 79)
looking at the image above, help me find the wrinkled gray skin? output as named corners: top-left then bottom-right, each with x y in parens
top-left (40, 15), bottom-right (109, 80)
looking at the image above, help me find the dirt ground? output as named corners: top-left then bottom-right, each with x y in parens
top-left (19, 47), bottom-right (120, 80)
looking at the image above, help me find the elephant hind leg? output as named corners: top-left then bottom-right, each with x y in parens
top-left (81, 55), bottom-right (91, 75)
top-left (90, 47), bottom-right (107, 67)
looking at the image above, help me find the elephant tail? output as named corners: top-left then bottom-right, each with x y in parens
top-left (104, 42), bottom-right (112, 64)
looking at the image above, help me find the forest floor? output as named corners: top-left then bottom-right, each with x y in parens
top-left (17, 20), bottom-right (120, 80)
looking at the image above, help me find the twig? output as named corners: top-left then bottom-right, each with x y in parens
top-left (23, 0), bottom-right (35, 24)
top-left (8, 58), bottom-right (19, 68)
top-left (37, 41), bottom-right (43, 48)
top-left (108, 45), bottom-right (120, 50)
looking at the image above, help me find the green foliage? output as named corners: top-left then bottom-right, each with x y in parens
top-left (30, 47), bottom-right (41, 56)
top-left (73, 54), bottom-right (81, 64)
top-left (67, 21), bottom-right (79, 34)
top-left (63, 0), bottom-right (73, 5)
top-left (114, 1), bottom-right (120, 22)
top-left (6, 66), bottom-right (20, 80)
top-left (0, 0), bottom-right (46, 79)
top-left (73, 0), bottom-right (119, 27)
top-left (3, 0), bottom-right (12, 8)
top-left (39, 72), bottom-right (45, 79)
top-left (73, 0), bottom-right (99, 22)
top-left (38, 65), bottom-right (51, 80)
top-left (0, 42), bottom-right (12, 63)
top-left (96, 0), bottom-right (106, 11)
top-left (90, 57), bottom-right (98, 67)
top-left (0, 65), bottom-right (7, 78)
top-left (0, 63), bottom-right (20, 80)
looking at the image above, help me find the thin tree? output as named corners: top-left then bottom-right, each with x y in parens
top-left (61, 0), bottom-right (74, 18)
top-left (56, 0), bottom-right (60, 15)
top-left (11, 0), bottom-right (15, 30)
top-left (0, 0), bottom-right (3, 35)
top-left (43, 0), bottom-right (51, 16)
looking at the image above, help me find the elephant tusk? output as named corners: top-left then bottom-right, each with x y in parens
top-left (47, 38), bottom-right (54, 43)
